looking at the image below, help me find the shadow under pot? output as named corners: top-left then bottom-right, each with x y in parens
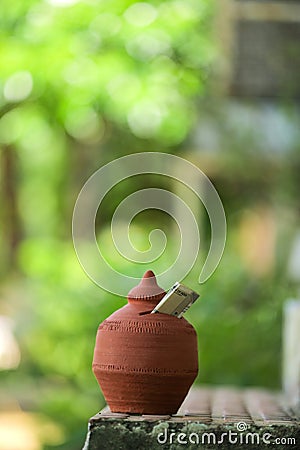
top-left (92, 270), bottom-right (198, 414)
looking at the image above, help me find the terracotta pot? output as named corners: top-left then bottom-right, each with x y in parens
top-left (92, 270), bottom-right (198, 414)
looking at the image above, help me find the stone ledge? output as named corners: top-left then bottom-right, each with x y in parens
top-left (83, 386), bottom-right (300, 450)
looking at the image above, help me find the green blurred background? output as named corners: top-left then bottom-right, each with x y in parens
top-left (1, 0), bottom-right (300, 449)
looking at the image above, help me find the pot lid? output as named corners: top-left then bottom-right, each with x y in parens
top-left (127, 270), bottom-right (166, 302)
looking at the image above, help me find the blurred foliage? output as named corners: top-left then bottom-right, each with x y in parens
top-left (0, 0), bottom-right (214, 147)
top-left (0, 1), bottom-right (217, 449)
top-left (0, 1), bottom-right (299, 450)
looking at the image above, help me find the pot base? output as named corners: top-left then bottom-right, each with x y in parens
top-left (94, 369), bottom-right (196, 414)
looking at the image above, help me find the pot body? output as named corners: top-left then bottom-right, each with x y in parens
top-left (93, 299), bottom-right (198, 414)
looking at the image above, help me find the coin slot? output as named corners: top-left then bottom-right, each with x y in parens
top-left (139, 310), bottom-right (152, 316)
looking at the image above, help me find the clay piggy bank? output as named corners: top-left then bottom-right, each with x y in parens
top-left (92, 270), bottom-right (198, 414)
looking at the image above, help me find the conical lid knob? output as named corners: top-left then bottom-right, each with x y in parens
top-left (127, 270), bottom-right (166, 303)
